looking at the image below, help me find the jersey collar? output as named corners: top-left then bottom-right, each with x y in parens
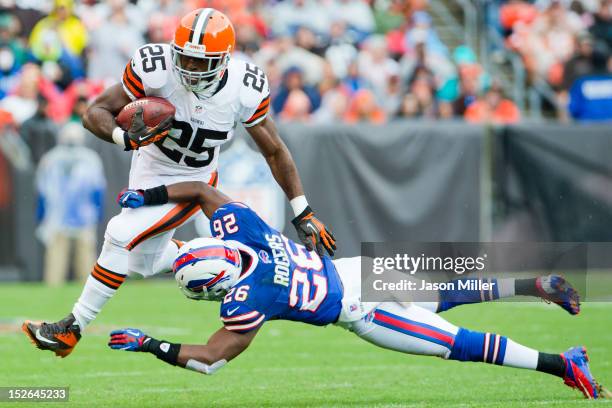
top-left (228, 240), bottom-right (258, 284)
top-left (212, 69), bottom-right (229, 96)
top-left (191, 69), bottom-right (228, 100)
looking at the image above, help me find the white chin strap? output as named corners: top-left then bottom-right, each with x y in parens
top-left (185, 358), bottom-right (227, 375)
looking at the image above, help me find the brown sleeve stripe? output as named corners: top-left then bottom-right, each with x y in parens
top-left (209, 170), bottom-right (219, 188)
top-left (122, 61), bottom-right (145, 98)
top-left (122, 73), bottom-right (138, 98)
top-left (244, 104), bottom-right (269, 125)
top-left (243, 95), bottom-right (271, 125)
top-left (122, 72), bottom-right (144, 99)
top-left (256, 95), bottom-right (270, 111)
top-left (127, 61), bottom-right (143, 88)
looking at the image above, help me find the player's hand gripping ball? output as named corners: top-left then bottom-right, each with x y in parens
top-left (108, 328), bottom-right (150, 351)
top-left (115, 97), bottom-right (175, 150)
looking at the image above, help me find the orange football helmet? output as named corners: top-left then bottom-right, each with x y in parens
top-left (171, 8), bottom-right (236, 95)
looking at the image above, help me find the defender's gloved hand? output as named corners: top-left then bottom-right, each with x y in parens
top-left (116, 188), bottom-right (145, 208)
top-left (108, 328), bottom-right (151, 351)
top-left (116, 185), bottom-right (168, 209)
top-left (292, 206), bottom-right (337, 257)
top-left (123, 107), bottom-right (173, 150)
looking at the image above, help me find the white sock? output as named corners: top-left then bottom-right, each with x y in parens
top-left (502, 339), bottom-right (539, 369)
top-left (72, 275), bottom-right (117, 329)
top-left (496, 278), bottom-right (516, 299)
top-left (71, 240), bottom-right (127, 329)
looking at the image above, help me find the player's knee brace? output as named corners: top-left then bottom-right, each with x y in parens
top-left (96, 239), bottom-right (129, 278)
top-left (98, 212), bottom-right (149, 279)
top-left (104, 213), bottom-right (136, 248)
top-left (448, 328), bottom-right (508, 365)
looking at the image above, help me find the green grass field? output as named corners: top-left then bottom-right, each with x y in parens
top-left (1, 280), bottom-right (611, 407)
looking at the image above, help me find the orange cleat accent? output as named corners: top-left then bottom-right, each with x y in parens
top-left (21, 314), bottom-right (81, 358)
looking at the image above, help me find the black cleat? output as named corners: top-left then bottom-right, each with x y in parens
top-left (22, 314), bottom-right (82, 358)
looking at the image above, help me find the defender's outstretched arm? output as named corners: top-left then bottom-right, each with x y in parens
top-left (108, 326), bottom-right (258, 375)
top-left (117, 181), bottom-right (232, 218)
top-left (165, 182), bottom-right (232, 218)
top-left (178, 327), bottom-right (257, 370)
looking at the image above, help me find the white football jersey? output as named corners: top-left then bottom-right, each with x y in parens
top-left (121, 43), bottom-right (271, 188)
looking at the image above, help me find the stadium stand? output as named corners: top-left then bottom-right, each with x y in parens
top-left (2, 0), bottom-right (608, 127)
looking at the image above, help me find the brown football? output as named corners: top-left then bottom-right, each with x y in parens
top-left (115, 97), bottom-right (176, 131)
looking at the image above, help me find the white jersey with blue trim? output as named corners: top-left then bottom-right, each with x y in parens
top-left (121, 44), bottom-right (271, 187)
top-left (211, 202), bottom-right (344, 333)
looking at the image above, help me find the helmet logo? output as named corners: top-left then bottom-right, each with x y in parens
top-left (185, 42), bottom-right (207, 53)
top-left (186, 269), bottom-right (227, 292)
top-left (258, 250), bottom-right (271, 264)
top-left (225, 248), bottom-right (238, 265)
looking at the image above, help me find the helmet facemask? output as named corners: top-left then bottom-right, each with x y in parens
top-left (173, 239), bottom-right (242, 301)
top-left (171, 43), bottom-right (230, 96)
top-left (178, 278), bottom-right (231, 301)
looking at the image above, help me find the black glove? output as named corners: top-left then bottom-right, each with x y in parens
top-left (124, 107), bottom-right (173, 150)
top-left (292, 206), bottom-right (337, 257)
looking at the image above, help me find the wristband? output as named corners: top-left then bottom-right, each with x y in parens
top-left (112, 127), bottom-right (127, 147)
top-left (290, 195), bottom-right (308, 217)
top-left (142, 185), bottom-right (168, 205)
top-left (143, 337), bottom-right (181, 366)
top-left (292, 205), bottom-right (313, 226)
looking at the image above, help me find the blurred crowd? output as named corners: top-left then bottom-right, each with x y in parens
top-left (0, 0), bottom-right (608, 168)
top-left (499, 0), bottom-right (612, 119)
top-left (0, 0), bottom-right (609, 146)
top-left (0, 0), bottom-right (528, 133)
top-left (0, 0), bottom-right (609, 131)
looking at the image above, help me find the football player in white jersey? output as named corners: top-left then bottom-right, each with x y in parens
top-left (22, 8), bottom-right (336, 358)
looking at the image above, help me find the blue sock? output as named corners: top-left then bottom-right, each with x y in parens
top-left (449, 328), bottom-right (508, 365)
top-left (437, 278), bottom-right (500, 312)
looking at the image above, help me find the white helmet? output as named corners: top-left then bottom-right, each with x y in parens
top-left (173, 237), bottom-right (242, 301)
